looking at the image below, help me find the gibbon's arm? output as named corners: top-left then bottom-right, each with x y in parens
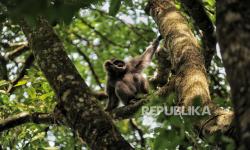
top-left (128, 35), bottom-right (162, 73)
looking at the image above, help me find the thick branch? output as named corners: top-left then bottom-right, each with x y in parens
top-left (179, 0), bottom-right (216, 69)
top-left (91, 91), bottom-right (108, 101)
top-left (148, 0), bottom-right (211, 106)
top-left (0, 112), bottom-right (54, 132)
top-left (111, 99), bottom-right (147, 120)
top-left (146, 0), bottom-right (233, 135)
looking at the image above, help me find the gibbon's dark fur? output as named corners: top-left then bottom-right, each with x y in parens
top-left (104, 36), bottom-right (162, 111)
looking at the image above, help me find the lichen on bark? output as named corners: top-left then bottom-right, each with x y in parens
top-left (148, 0), bottom-right (210, 106)
top-left (19, 18), bottom-right (133, 150)
top-left (147, 0), bottom-right (233, 135)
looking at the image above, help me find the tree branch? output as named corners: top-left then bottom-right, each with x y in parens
top-left (111, 99), bottom-right (147, 120)
top-left (0, 112), bottom-right (54, 132)
top-left (146, 0), bottom-right (233, 136)
top-left (7, 53), bottom-right (34, 93)
top-left (179, 0), bottom-right (216, 70)
top-left (77, 49), bottom-right (103, 89)
top-left (129, 119), bottom-right (145, 148)
top-left (91, 91), bottom-right (108, 101)
top-left (66, 39), bottom-right (103, 90)
top-left (89, 8), bottom-right (151, 42)
top-left (12, 54), bottom-right (34, 85)
top-left (148, 0), bottom-right (211, 106)
top-left (5, 43), bottom-right (29, 60)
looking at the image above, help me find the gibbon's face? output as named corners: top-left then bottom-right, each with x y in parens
top-left (104, 59), bottom-right (127, 74)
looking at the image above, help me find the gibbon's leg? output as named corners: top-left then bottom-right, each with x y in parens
top-left (115, 81), bottom-right (136, 105)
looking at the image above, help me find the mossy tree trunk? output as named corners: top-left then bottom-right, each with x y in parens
top-left (19, 18), bottom-right (133, 150)
top-left (147, 0), bottom-right (233, 135)
top-left (179, 0), bottom-right (216, 70)
top-left (148, 0), bottom-right (210, 106)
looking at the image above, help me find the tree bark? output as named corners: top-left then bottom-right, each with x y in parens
top-left (148, 0), bottom-right (210, 106)
top-left (217, 1), bottom-right (250, 149)
top-left (0, 112), bottom-right (54, 132)
top-left (19, 18), bottom-right (133, 150)
top-left (147, 0), bottom-right (233, 135)
top-left (179, 0), bottom-right (216, 70)
top-left (0, 55), bottom-right (7, 80)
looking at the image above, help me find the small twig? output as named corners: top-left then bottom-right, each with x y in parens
top-left (80, 18), bottom-right (129, 48)
top-left (0, 42), bottom-right (27, 49)
top-left (7, 54), bottom-right (34, 93)
top-left (66, 39), bottom-right (103, 90)
top-left (129, 119), bottom-right (145, 148)
top-left (76, 48), bottom-right (103, 89)
top-left (7, 42), bottom-right (28, 47)
top-left (72, 32), bottom-right (91, 46)
top-left (12, 54), bottom-right (34, 85)
top-left (5, 44), bottom-right (29, 60)
top-left (70, 31), bottom-right (104, 58)
top-left (0, 112), bottom-right (54, 132)
top-left (89, 8), bottom-right (150, 42)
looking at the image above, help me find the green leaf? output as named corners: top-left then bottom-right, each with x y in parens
top-left (109, 0), bottom-right (121, 16)
top-left (38, 92), bottom-right (53, 101)
top-left (14, 80), bottom-right (27, 87)
top-left (44, 147), bottom-right (60, 150)
top-left (27, 87), bottom-right (37, 99)
top-left (30, 132), bottom-right (45, 142)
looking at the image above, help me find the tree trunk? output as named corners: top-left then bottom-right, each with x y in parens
top-left (147, 0), bottom-right (233, 135)
top-left (217, 1), bottom-right (250, 148)
top-left (19, 18), bottom-right (133, 150)
top-left (179, 0), bottom-right (216, 70)
top-left (148, 0), bottom-right (210, 106)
